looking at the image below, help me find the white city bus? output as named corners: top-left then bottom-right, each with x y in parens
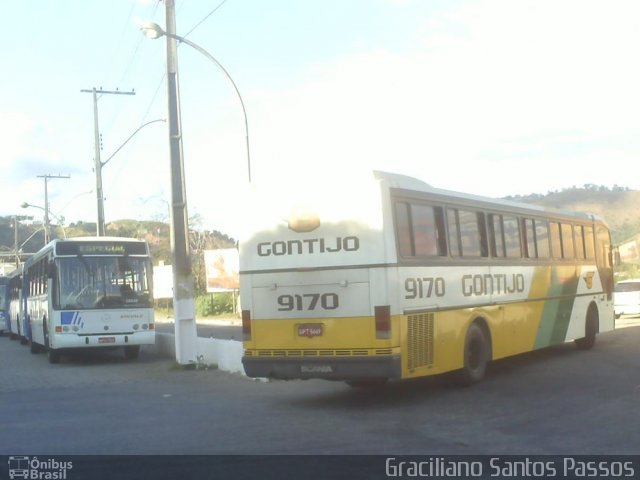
top-left (7, 264), bottom-right (26, 342)
top-left (240, 171), bottom-right (614, 385)
top-left (24, 237), bottom-right (155, 363)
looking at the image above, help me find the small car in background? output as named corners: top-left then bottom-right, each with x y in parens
top-left (614, 279), bottom-right (640, 319)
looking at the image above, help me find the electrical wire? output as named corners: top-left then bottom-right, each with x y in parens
top-left (183, 0), bottom-right (230, 39)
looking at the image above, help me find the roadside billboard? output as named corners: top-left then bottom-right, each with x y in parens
top-left (204, 248), bottom-right (239, 293)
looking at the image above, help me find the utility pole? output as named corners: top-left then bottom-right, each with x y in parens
top-left (80, 87), bottom-right (135, 236)
top-left (37, 174), bottom-right (70, 244)
top-left (165, 0), bottom-right (198, 366)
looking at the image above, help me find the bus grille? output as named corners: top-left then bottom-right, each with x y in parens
top-left (246, 349), bottom-right (393, 357)
top-left (407, 313), bottom-right (434, 370)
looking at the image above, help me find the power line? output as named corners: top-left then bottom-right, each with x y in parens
top-left (183, 0), bottom-right (230, 39)
top-left (137, 0), bottom-right (231, 125)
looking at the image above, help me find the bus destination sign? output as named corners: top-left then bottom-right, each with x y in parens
top-left (56, 241), bottom-right (148, 256)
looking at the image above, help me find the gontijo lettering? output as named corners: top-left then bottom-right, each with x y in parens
top-left (462, 273), bottom-right (525, 297)
top-left (257, 236), bottom-right (359, 256)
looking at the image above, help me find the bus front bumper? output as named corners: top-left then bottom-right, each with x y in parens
top-left (52, 331), bottom-right (156, 349)
top-left (242, 355), bottom-right (402, 381)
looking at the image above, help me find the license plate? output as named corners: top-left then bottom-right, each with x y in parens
top-left (98, 337), bottom-right (116, 344)
top-left (301, 365), bottom-right (333, 373)
top-left (297, 324), bottom-right (323, 337)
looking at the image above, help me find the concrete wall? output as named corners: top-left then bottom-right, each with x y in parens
top-left (148, 333), bottom-right (246, 375)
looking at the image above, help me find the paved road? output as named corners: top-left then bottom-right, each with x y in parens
top-left (155, 317), bottom-right (242, 340)
top-left (2, 321), bottom-right (640, 457)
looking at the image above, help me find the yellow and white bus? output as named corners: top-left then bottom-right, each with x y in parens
top-left (240, 171), bottom-right (614, 385)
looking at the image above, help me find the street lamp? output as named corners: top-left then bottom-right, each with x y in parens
top-left (141, 21), bottom-right (252, 183)
top-left (94, 118), bottom-right (166, 235)
top-left (20, 202), bottom-right (67, 241)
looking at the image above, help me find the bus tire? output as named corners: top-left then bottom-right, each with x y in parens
top-left (48, 348), bottom-right (61, 364)
top-left (29, 340), bottom-right (40, 354)
top-left (458, 322), bottom-right (489, 386)
top-left (43, 318), bottom-right (60, 363)
top-left (124, 345), bottom-right (141, 360)
top-left (575, 304), bottom-right (598, 350)
top-left (18, 319), bottom-right (28, 345)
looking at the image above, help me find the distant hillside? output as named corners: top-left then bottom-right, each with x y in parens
top-left (505, 185), bottom-right (640, 245)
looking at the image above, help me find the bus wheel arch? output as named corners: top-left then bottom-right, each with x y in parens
top-left (575, 302), bottom-right (599, 350)
top-left (459, 317), bottom-right (492, 386)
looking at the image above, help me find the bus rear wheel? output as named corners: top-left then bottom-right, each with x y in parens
top-left (458, 322), bottom-right (489, 386)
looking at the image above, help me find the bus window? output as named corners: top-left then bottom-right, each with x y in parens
top-left (503, 216), bottom-right (521, 258)
top-left (550, 222), bottom-right (562, 259)
top-left (457, 209), bottom-right (486, 257)
top-left (561, 223), bottom-right (575, 259)
top-left (536, 221), bottom-right (551, 258)
top-left (394, 202), bottom-right (413, 257)
top-left (394, 202), bottom-right (446, 258)
top-left (413, 205), bottom-right (437, 256)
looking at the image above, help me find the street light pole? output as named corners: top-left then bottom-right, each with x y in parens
top-left (141, 21), bottom-right (252, 183)
top-left (36, 174), bottom-right (70, 244)
top-left (164, 0), bottom-right (198, 366)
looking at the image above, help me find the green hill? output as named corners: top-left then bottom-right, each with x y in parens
top-left (505, 185), bottom-right (640, 245)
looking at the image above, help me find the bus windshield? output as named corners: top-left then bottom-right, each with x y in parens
top-left (55, 256), bottom-right (152, 310)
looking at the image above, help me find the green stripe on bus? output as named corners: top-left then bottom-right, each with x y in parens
top-left (534, 268), bottom-right (579, 348)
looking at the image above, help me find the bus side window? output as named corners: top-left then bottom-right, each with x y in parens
top-left (411, 204), bottom-right (445, 257)
top-left (457, 209), bottom-right (485, 257)
top-left (502, 215), bottom-right (521, 258)
top-left (584, 226), bottom-right (595, 259)
top-left (394, 201), bottom-right (446, 258)
top-left (561, 223), bottom-right (575, 259)
top-left (535, 221), bottom-right (551, 258)
top-left (394, 202), bottom-right (413, 257)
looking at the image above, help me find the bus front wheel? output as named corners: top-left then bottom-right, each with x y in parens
top-left (458, 322), bottom-right (489, 386)
top-left (575, 304), bottom-right (598, 350)
top-left (43, 319), bottom-right (61, 364)
top-left (124, 345), bottom-right (140, 360)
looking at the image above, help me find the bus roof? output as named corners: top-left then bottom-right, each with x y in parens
top-left (374, 170), bottom-right (606, 224)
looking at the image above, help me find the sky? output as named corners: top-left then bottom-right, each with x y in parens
top-left (1, 0), bottom-right (639, 239)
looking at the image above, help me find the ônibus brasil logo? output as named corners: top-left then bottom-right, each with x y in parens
top-left (8, 456), bottom-right (73, 480)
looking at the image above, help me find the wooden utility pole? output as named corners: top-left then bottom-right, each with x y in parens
top-left (80, 87), bottom-right (135, 236)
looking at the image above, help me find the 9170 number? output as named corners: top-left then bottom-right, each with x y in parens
top-left (277, 293), bottom-right (339, 311)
